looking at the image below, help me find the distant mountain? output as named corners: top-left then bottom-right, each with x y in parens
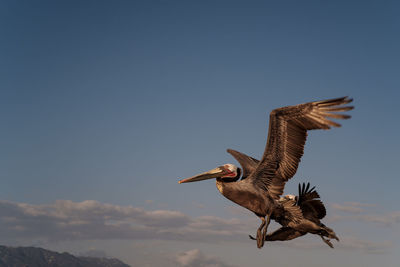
top-left (0, 245), bottom-right (130, 267)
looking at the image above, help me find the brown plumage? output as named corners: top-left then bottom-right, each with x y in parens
top-left (248, 97), bottom-right (353, 200)
top-left (232, 152), bottom-right (338, 247)
top-left (251, 183), bottom-right (339, 248)
top-left (179, 97), bottom-right (353, 248)
top-left (297, 182), bottom-right (326, 221)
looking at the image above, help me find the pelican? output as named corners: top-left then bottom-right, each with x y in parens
top-left (250, 182), bottom-right (339, 248)
top-left (178, 97), bottom-right (353, 248)
top-left (219, 152), bottom-right (339, 247)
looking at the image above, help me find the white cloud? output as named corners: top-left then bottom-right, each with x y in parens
top-left (0, 199), bottom-right (248, 243)
top-left (77, 248), bottom-right (108, 258)
top-left (175, 249), bottom-right (237, 267)
top-left (331, 203), bottom-right (364, 214)
top-left (329, 202), bottom-right (400, 227)
top-left (0, 199), bottom-right (395, 255)
top-left (354, 211), bottom-right (400, 226)
top-left (343, 202), bottom-right (377, 208)
top-left (260, 235), bottom-right (393, 254)
top-left (338, 236), bottom-right (393, 254)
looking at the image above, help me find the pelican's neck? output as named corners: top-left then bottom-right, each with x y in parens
top-left (215, 170), bottom-right (241, 194)
top-left (216, 178), bottom-right (224, 194)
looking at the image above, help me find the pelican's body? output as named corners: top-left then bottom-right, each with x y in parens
top-left (261, 183), bottom-right (339, 248)
top-left (179, 97), bottom-right (353, 248)
top-left (216, 178), bottom-right (276, 217)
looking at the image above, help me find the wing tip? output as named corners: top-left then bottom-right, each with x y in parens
top-left (316, 96), bottom-right (354, 106)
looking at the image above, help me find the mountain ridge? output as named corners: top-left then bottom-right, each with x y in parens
top-left (0, 245), bottom-right (130, 267)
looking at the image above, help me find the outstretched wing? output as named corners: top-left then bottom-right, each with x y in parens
top-left (226, 149), bottom-right (259, 179)
top-left (265, 227), bottom-right (305, 241)
top-left (248, 96), bottom-right (353, 199)
top-left (297, 182), bottom-right (326, 220)
top-left (297, 182), bottom-right (320, 203)
top-left (276, 198), bottom-right (304, 224)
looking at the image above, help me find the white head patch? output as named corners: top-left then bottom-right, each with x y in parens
top-left (285, 194), bottom-right (296, 200)
top-left (223, 163), bottom-right (237, 172)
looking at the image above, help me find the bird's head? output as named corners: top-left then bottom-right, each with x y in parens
top-left (178, 164), bottom-right (241, 184)
top-left (285, 194), bottom-right (296, 200)
top-left (280, 194), bottom-right (297, 202)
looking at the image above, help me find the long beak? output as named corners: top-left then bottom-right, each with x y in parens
top-left (178, 167), bottom-right (224, 184)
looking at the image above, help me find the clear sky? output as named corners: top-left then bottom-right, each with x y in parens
top-left (1, 1), bottom-right (399, 266)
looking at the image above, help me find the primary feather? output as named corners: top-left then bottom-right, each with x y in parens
top-left (248, 96), bottom-right (353, 199)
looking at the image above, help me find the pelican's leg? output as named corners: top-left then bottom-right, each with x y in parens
top-left (260, 214), bottom-right (271, 247)
top-left (320, 235), bottom-right (334, 248)
top-left (256, 217), bottom-right (266, 248)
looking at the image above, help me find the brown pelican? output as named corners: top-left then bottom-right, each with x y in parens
top-left (178, 97), bottom-right (353, 248)
top-left (222, 152), bottom-right (339, 247)
top-left (250, 182), bottom-right (339, 248)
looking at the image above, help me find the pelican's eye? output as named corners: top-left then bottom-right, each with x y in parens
top-left (223, 169), bottom-right (236, 177)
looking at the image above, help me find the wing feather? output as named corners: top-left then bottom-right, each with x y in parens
top-left (226, 149), bottom-right (259, 179)
top-left (276, 198), bottom-right (304, 224)
top-left (297, 182), bottom-right (327, 220)
top-left (265, 227), bottom-right (305, 241)
top-left (248, 97), bottom-right (353, 199)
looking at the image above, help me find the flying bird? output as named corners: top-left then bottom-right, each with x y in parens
top-left (223, 152), bottom-right (339, 247)
top-left (178, 97), bottom-right (353, 248)
top-left (250, 182), bottom-right (339, 248)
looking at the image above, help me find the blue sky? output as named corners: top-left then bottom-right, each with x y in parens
top-left (1, 1), bottom-right (399, 266)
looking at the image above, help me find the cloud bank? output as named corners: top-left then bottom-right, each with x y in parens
top-left (330, 202), bottom-right (400, 226)
top-left (0, 199), bottom-right (247, 243)
top-left (174, 249), bottom-right (237, 267)
top-left (0, 199), bottom-right (395, 254)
